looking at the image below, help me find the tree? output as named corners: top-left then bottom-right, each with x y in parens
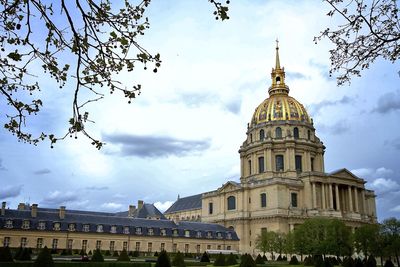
top-left (117, 249), bottom-right (130, 261)
top-left (255, 254), bottom-right (264, 264)
top-left (381, 217), bottom-right (400, 267)
top-left (273, 232), bottom-right (287, 258)
top-left (0, 246), bottom-right (13, 262)
top-left (315, 0), bottom-right (400, 85)
top-left (0, 0), bottom-right (230, 148)
top-left (255, 230), bottom-right (276, 258)
top-left (226, 253), bottom-right (237, 265)
top-left (34, 246), bottom-right (54, 267)
top-left (214, 253), bottom-right (226, 266)
top-left (91, 248), bottom-right (104, 262)
top-left (325, 219), bottom-right (352, 257)
top-left (200, 251), bottom-right (210, 263)
top-left (239, 254), bottom-right (256, 267)
top-left (353, 223), bottom-right (380, 258)
top-left (155, 250), bottom-right (171, 267)
top-left (172, 251), bottom-right (186, 267)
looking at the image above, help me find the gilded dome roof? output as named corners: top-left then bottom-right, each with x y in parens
top-left (251, 41), bottom-right (312, 126)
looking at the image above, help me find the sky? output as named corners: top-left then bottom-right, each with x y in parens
top-left (0, 0), bottom-right (399, 221)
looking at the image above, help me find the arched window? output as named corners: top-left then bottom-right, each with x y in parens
top-left (260, 129), bottom-right (265, 140)
top-left (276, 155), bottom-right (284, 171)
top-left (227, 196), bottom-right (236, 210)
top-left (307, 130), bottom-right (311, 140)
top-left (276, 76), bottom-right (281, 84)
top-left (260, 193), bottom-right (267, 207)
top-left (294, 127), bottom-right (299, 139)
top-left (275, 127), bottom-right (282, 138)
top-left (248, 160), bottom-right (252, 175)
top-left (258, 156), bottom-right (265, 173)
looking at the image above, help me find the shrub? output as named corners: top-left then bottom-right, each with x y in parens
top-left (262, 255), bottom-right (268, 262)
top-left (314, 255), bottom-right (324, 267)
top-left (283, 255), bottom-right (288, 261)
top-left (226, 253), bottom-right (238, 265)
top-left (113, 250), bottom-right (119, 257)
top-left (214, 253), bottom-right (226, 266)
top-left (91, 249), bottom-right (104, 262)
top-left (0, 246), bottom-right (13, 262)
top-left (156, 250), bottom-right (171, 267)
top-left (133, 250), bottom-right (140, 257)
top-left (154, 251), bottom-right (159, 257)
top-left (172, 251), bottom-right (186, 267)
top-left (240, 254), bottom-right (256, 267)
top-left (354, 258), bottom-right (363, 267)
top-left (384, 259), bottom-right (394, 267)
top-left (104, 250), bottom-right (111, 256)
top-left (289, 255), bottom-right (299, 265)
top-left (255, 254), bottom-right (264, 264)
top-left (79, 249), bottom-right (86, 256)
top-left (14, 246), bottom-right (23, 260)
top-left (117, 249), bottom-right (130, 262)
top-left (324, 258), bottom-right (333, 267)
top-left (304, 256), bottom-right (314, 266)
top-left (200, 252), bottom-right (210, 263)
top-left (34, 246), bottom-right (54, 267)
top-left (88, 250), bottom-right (92, 256)
top-left (366, 255), bottom-right (377, 267)
top-left (277, 255), bottom-right (283, 261)
top-left (342, 257), bottom-right (354, 267)
top-left (19, 248), bottom-right (31, 261)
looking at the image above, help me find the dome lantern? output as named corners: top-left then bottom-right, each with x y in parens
top-left (268, 39), bottom-right (289, 96)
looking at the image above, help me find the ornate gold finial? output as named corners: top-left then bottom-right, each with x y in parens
top-left (275, 38), bottom-right (281, 70)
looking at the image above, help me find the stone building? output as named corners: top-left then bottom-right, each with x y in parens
top-left (164, 44), bottom-right (377, 254)
top-left (0, 200), bottom-right (239, 253)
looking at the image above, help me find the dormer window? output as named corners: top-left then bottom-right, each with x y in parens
top-left (160, 229), bottom-right (166, 236)
top-left (148, 228), bottom-right (154, 236)
top-left (217, 232), bottom-right (222, 239)
top-left (110, 225), bottom-right (117, 234)
top-left (184, 230), bottom-right (190, 237)
top-left (53, 222), bottom-right (61, 231)
top-left (38, 221), bottom-right (46, 230)
top-left (5, 219), bottom-right (13, 229)
top-left (207, 232), bottom-right (212, 238)
top-left (196, 231), bottom-right (202, 238)
top-left (68, 223), bottom-right (75, 232)
top-left (226, 232), bottom-right (232, 240)
top-left (173, 229), bottom-right (179, 237)
top-left (96, 224), bottom-right (103, 233)
top-left (22, 220), bottom-right (30, 230)
top-left (123, 226), bottom-right (130, 234)
top-left (135, 227), bottom-right (142, 235)
top-left (83, 224), bottom-right (90, 232)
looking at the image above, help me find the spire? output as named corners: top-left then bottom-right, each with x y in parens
top-left (275, 39), bottom-right (281, 70)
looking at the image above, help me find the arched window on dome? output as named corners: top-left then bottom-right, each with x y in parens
top-left (307, 130), bottom-right (311, 140)
top-left (275, 127), bottom-right (282, 139)
top-left (294, 127), bottom-right (299, 139)
top-left (227, 196), bottom-right (236, 210)
top-left (276, 76), bottom-right (281, 84)
top-left (260, 129), bottom-right (265, 141)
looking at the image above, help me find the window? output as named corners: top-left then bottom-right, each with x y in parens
top-left (22, 220), bottom-right (30, 229)
top-left (227, 196), bottom-right (236, 210)
top-left (207, 232), bottom-right (212, 238)
top-left (207, 245), bottom-right (211, 250)
top-left (53, 222), bottom-right (60, 231)
top-left (20, 237), bottom-right (27, 248)
top-left (260, 129), bottom-right (265, 140)
top-left (38, 221), bottom-right (46, 230)
top-left (227, 245), bottom-right (231, 250)
top-left (123, 241), bottom-right (128, 251)
top-left (135, 227), bottom-right (142, 235)
top-left (261, 193), bottom-right (267, 207)
top-left (248, 160), bottom-right (252, 175)
top-left (208, 203), bottom-right (213, 214)
top-left (52, 239), bottom-right (58, 250)
top-left (217, 232), bottom-right (222, 239)
top-left (148, 242), bottom-right (152, 252)
top-left (82, 240), bottom-right (88, 251)
top-left (96, 240), bottom-right (102, 249)
top-left (185, 230), bottom-right (190, 237)
top-left (291, 193), bottom-right (298, 207)
top-left (185, 244), bottom-right (189, 253)
top-left (307, 130), bottom-right (311, 140)
top-left (172, 243), bottom-right (177, 253)
top-left (124, 226), bottom-right (130, 234)
top-left (250, 134), bottom-right (253, 143)
top-left (275, 127), bottom-right (282, 138)
top-left (160, 243), bottom-right (165, 251)
top-left (37, 238), bottom-right (43, 249)
top-left (110, 241), bottom-right (115, 252)
top-left (67, 239), bottom-right (73, 250)
top-left (276, 155), bottom-right (284, 171)
top-left (196, 244), bottom-right (201, 254)
top-left (160, 229), bottom-right (166, 236)
top-left (197, 231), bottom-right (202, 238)
top-left (258, 156), bottom-right (265, 173)
top-left (97, 225), bottom-right (103, 233)
top-left (148, 228), bottom-right (154, 236)
top-left (110, 225), bottom-right (117, 233)
top-left (311, 157), bottom-right (314, 171)
top-left (5, 220), bottom-right (13, 229)
top-left (294, 127), bottom-right (299, 139)
top-left (68, 223), bottom-right (75, 232)
top-left (82, 224), bottom-right (89, 232)
top-left (135, 242), bottom-right (140, 252)
top-left (3, 237), bottom-right (10, 247)
top-left (226, 232), bottom-right (232, 239)
top-left (295, 155), bottom-right (302, 172)
top-left (261, 227), bottom-right (267, 235)
top-left (173, 229), bottom-right (179, 237)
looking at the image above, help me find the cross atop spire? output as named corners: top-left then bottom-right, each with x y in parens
top-left (275, 38), bottom-right (281, 70)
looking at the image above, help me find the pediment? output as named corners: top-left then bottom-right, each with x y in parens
top-left (218, 181), bottom-right (241, 193)
top-left (328, 168), bottom-right (362, 182)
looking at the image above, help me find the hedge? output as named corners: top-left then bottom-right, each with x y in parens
top-left (0, 262), bottom-right (152, 267)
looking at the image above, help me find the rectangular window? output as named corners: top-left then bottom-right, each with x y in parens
top-left (135, 227), bottom-right (142, 235)
top-left (148, 228), bottom-right (154, 235)
top-left (4, 237), bottom-right (10, 247)
top-left (261, 227), bottom-right (267, 235)
top-left (227, 245), bottom-right (231, 250)
top-left (217, 245), bottom-right (221, 250)
top-left (82, 240), bottom-right (88, 251)
top-left (123, 226), bottom-right (130, 234)
top-left (96, 240), bottom-right (102, 250)
top-left (185, 230), bottom-right (190, 237)
top-left (20, 237), bottom-right (27, 248)
top-left (160, 229), bottom-right (166, 236)
top-left (311, 157), bottom-right (314, 171)
top-left (185, 244), bottom-right (189, 253)
top-left (207, 245), bottom-right (211, 250)
top-left (148, 242), bottom-right (152, 252)
top-left (110, 241), bottom-right (115, 252)
top-left (110, 225), bottom-right (116, 233)
top-left (36, 238), bottom-right (43, 249)
top-left (38, 221), bottom-right (46, 230)
top-left (5, 220), bottom-right (13, 229)
top-left (22, 220), bottom-right (30, 229)
top-left (67, 239), bottom-right (73, 250)
top-left (275, 155), bottom-right (284, 171)
top-left (196, 244), bottom-right (200, 254)
top-left (248, 160), bottom-right (252, 175)
top-left (135, 242), bottom-right (140, 252)
top-left (258, 157), bottom-right (265, 173)
top-left (52, 239), bottom-right (58, 250)
top-left (68, 223), bottom-right (75, 231)
top-left (160, 243), bottom-right (165, 251)
top-left (291, 193), bottom-right (298, 207)
top-left (261, 193), bottom-right (267, 207)
top-left (123, 241), bottom-right (128, 251)
top-left (295, 155), bottom-right (302, 172)
top-left (173, 243), bottom-right (177, 253)
top-left (208, 202), bottom-right (213, 214)
top-left (83, 224), bottom-right (90, 232)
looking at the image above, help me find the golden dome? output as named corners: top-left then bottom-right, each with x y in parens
top-left (251, 41), bottom-right (312, 126)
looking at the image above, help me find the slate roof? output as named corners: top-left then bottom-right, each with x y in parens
top-left (0, 206), bottom-right (238, 241)
top-left (164, 194), bottom-right (203, 214)
top-left (115, 204), bottom-right (166, 219)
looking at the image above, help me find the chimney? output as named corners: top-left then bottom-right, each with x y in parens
top-left (18, 203), bottom-right (26, 210)
top-left (1, 202), bottom-right (6, 216)
top-left (138, 200), bottom-right (144, 210)
top-left (128, 205), bottom-right (136, 217)
top-left (59, 206), bottom-right (66, 220)
top-left (31, 204), bottom-right (38, 218)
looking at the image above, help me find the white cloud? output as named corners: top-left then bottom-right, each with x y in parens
top-left (389, 205), bottom-right (400, 212)
top-left (101, 202), bottom-right (123, 211)
top-left (371, 178), bottom-right (400, 194)
top-left (154, 201), bottom-right (174, 212)
top-left (41, 190), bottom-right (79, 206)
top-left (0, 185), bottom-right (23, 199)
